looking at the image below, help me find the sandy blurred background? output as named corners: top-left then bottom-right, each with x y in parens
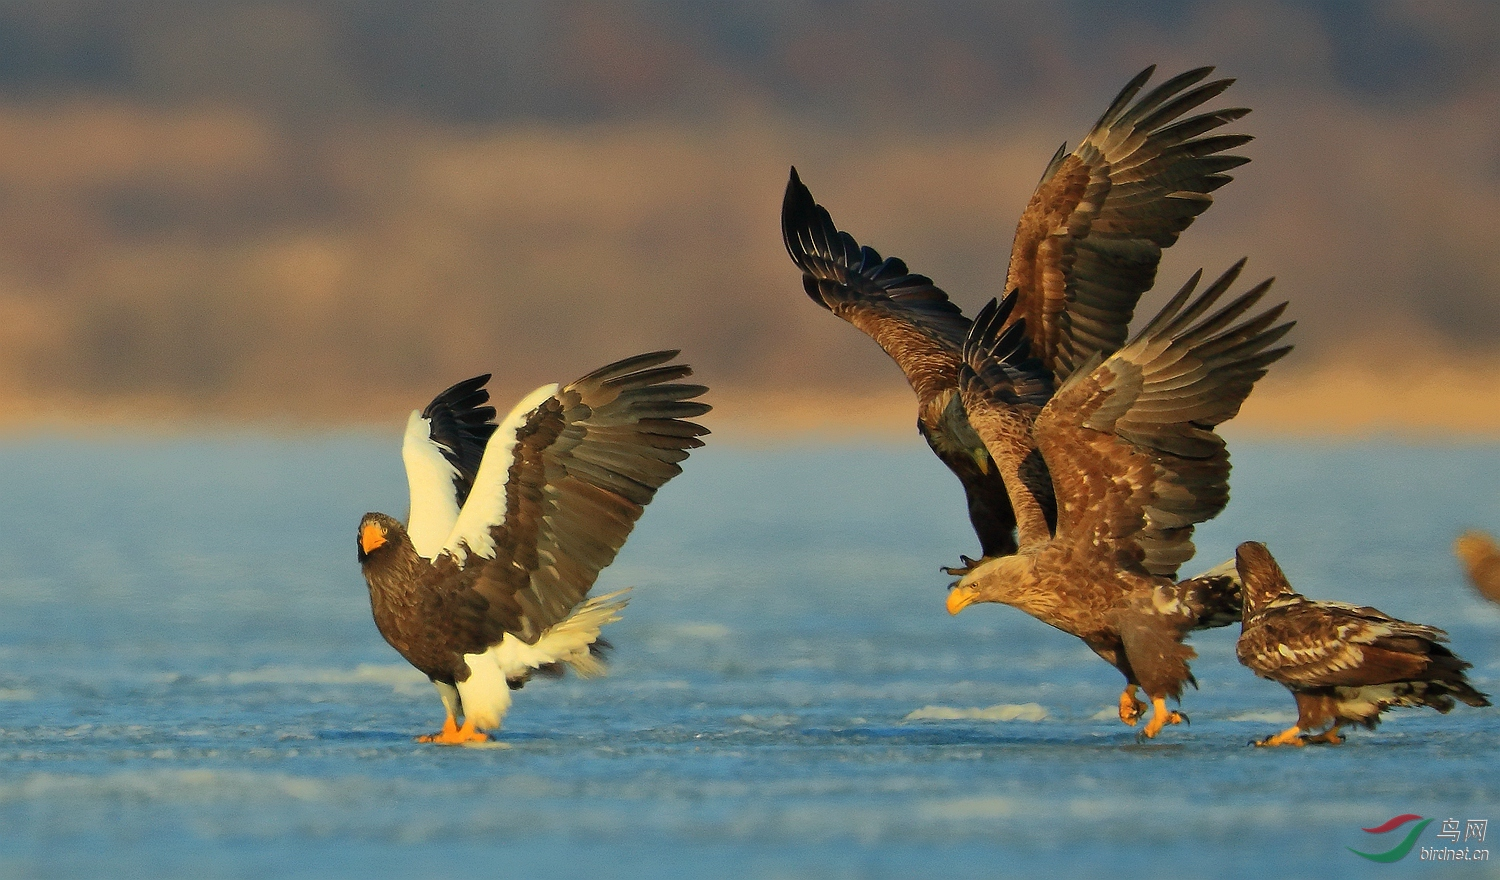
top-left (0, 1), bottom-right (1496, 438)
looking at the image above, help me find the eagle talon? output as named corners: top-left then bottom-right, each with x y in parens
top-left (1117, 685), bottom-right (1147, 727)
top-left (1139, 697), bottom-right (1186, 739)
top-left (416, 715), bottom-right (490, 745)
top-left (941, 555), bottom-right (983, 577)
top-left (1251, 725), bottom-right (1305, 747)
top-left (1299, 727), bottom-right (1344, 746)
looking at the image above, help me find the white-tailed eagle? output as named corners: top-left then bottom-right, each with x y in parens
top-left (945, 264), bottom-right (1291, 738)
top-left (782, 66), bottom-right (1251, 568)
top-left (1235, 541), bottom-right (1490, 746)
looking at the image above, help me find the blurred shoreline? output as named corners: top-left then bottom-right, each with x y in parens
top-left (3, 356), bottom-right (1498, 442)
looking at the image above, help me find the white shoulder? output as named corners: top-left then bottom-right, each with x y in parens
top-left (442, 382), bottom-right (562, 565)
top-left (401, 408), bottom-right (461, 559)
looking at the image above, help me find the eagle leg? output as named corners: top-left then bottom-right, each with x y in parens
top-left (417, 714), bottom-right (490, 745)
top-left (1251, 725), bottom-right (1305, 747)
top-left (1300, 725), bottom-right (1344, 746)
top-left (1139, 696), bottom-right (1185, 739)
top-left (1117, 685), bottom-right (1147, 727)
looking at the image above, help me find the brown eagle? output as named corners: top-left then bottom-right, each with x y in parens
top-left (782, 66), bottom-right (1251, 566)
top-left (357, 351), bottom-right (709, 744)
top-left (945, 263), bottom-right (1291, 738)
top-left (1235, 541), bottom-right (1490, 746)
top-left (1454, 530), bottom-right (1500, 605)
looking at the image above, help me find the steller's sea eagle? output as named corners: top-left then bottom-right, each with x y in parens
top-left (945, 264), bottom-right (1291, 738)
top-left (1235, 541), bottom-right (1490, 746)
top-left (782, 66), bottom-right (1251, 568)
top-left (357, 351), bottom-right (709, 744)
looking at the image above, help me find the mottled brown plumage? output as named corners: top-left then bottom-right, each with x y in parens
top-left (1235, 541), bottom-right (1490, 746)
top-left (1454, 530), bottom-right (1500, 605)
top-left (358, 351), bottom-right (709, 742)
top-left (947, 266), bottom-right (1291, 738)
top-left (783, 66), bottom-right (1250, 562)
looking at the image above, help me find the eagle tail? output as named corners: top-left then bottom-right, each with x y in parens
top-left (538, 588), bottom-right (632, 679)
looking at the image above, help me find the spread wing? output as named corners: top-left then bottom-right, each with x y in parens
top-left (784, 167), bottom-right (1027, 558)
top-left (1032, 262), bottom-right (1291, 578)
top-left (432, 351), bottom-right (710, 648)
top-left (782, 167), bottom-right (971, 404)
top-left (1005, 66), bottom-right (1252, 380)
top-left (402, 374), bottom-right (499, 559)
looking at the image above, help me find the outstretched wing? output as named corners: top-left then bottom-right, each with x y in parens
top-left (402, 374), bottom-right (499, 559)
top-left (437, 351), bottom-right (710, 647)
top-left (1033, 262), bottom-right (1292, 579)
top-left (785, 167), bottom-right (1026, 557)
top-left (1005, 66), bottom-right (1252, 380)
top-left (782, 167), bottom-right (971, 404)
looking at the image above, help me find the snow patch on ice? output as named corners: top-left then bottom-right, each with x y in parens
top-left (1225, 709), bottom-right (1298, 723)
top-left (904, 703), bottom-right (1048, 722)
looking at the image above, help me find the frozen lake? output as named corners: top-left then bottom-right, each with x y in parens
top-left (0, 432), bottom-right (1496, 878)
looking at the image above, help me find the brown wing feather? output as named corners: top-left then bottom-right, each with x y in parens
top-left (1036, 263), bottom-right (1291, 578)
top-left (957, 295), bottom-right (1059, 548)
top-left (461, 351), bottom-right (709, 645)
top-left (1005, 66), bottom-right (1252, 380)
top-left (782, 168), bottom-right (970, 403)
top-left (786, 168), bottom-right (1029, 557)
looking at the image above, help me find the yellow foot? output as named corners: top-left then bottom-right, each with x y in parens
top-left (1139, 696), bottom-right (1187, 739)
top-left (1252, 725), bottom-right (1305, 747)
top-left (416, 716), bottom-right (490, 745)
top-left (1300, 727), bottom-right (1344, 746)
top-left (941, 555), bottom-right (984, 577)
top-left (1118, 685), bottom-right (1147, 727)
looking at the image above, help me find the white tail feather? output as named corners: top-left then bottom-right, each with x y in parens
top-left (487, 588), bottom-right (631, 679)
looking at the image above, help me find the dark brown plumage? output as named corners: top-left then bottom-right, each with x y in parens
top-left (946, 265), bottom-right (1291, 738)
top-left (358, 351), bottom-right (709, 743)
top-left (1454, 530), bottom-right (1500, 605)
top-left (1235, 541), bottom-right (1490, 746)
top-left (782, 66), bottom-right (1251, 564)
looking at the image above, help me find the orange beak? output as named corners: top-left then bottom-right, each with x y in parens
top-left (946, 585), bottom-right (977, 615)
top-left (360, 520), bottom-right (388, 555)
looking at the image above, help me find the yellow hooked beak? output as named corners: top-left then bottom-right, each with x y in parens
top-left (360, 520), bottom-right (388, 555)
top-left (946, 585), bottom-right (978, 615)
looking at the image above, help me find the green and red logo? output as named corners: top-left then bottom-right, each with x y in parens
top-left (1350, 814), bottom-right (1433, 862)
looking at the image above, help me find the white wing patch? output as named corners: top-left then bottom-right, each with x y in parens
top-left (443, 382), bottom-right (561, 565)
top-left (402, 410), bottom-right (462, 560)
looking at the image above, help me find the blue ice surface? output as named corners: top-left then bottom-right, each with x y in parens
top-left (0, 432), bottom-right (1496, 879)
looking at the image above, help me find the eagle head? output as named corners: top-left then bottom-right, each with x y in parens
top-left (357, 512), bottom-right (406, 564)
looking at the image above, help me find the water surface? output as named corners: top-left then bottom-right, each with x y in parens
top-left (0, 434), bottom-right (1495, 878)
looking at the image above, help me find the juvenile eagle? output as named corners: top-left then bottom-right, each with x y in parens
top-left (357, 352), bottom-right (709, 744)
top-left (945, 264), bottom-right (1291, 738)
top-left (782, 66), bottom-right (1251, 566)
top-left (1235, 541), bottom-right (1490, 746)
